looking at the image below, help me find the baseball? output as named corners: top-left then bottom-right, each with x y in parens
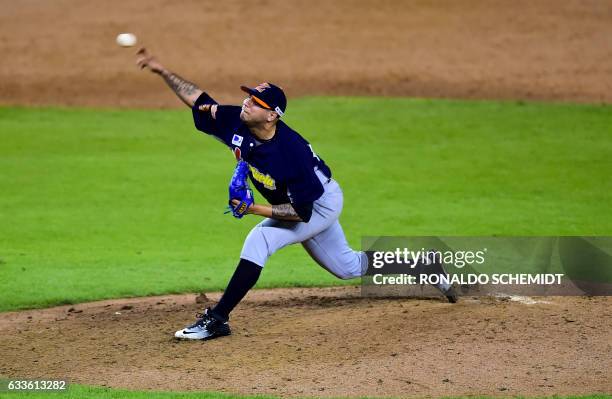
top-left (116, 33), bottom-right (137, 47)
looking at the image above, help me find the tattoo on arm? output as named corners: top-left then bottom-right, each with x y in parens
top-left (271, 203), bottom-right (301, 219)
top-left (161, 71), bottom-right (203, 107)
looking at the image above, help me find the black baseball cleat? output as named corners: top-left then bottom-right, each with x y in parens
top-left (174, 308), bottom-right (231, 340)
top-left (439, 285), bottom-right (458, 303)
top-left (423, 251), bottom-right (459, 303)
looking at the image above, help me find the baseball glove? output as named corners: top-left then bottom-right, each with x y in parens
top-left (225, 160), bottom-right (254, 219)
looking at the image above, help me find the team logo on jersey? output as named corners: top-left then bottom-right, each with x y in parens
top-left (249, 165), bottom-right (276, 190)
top-left (232, 134), bottom-right (243, 146)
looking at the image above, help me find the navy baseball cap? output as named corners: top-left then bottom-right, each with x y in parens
top-left (240, 82), bottom-right (287, 117)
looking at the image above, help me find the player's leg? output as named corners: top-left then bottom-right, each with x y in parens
top-left (239, 178), bottom-right (344, 267)
top-left (239, 216), bottom-right (338, 267)
top-left (301, 220), bottom-right (368, 280)
top-left (175, 176), bottom-right (343, 340)
top-left (175, 187), bottom-right (341, 340)
top-left (174, 256), bottom-right (262, 340)
top-left (301, 223), bottom-right (458, 303)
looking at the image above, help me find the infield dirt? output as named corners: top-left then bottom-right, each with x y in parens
top-left (1, 0), bottom-right (611, 107)
top-left (1, 287), bottom-right (611, 397)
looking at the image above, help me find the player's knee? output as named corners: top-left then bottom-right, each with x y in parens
top-left (336, 271), bottom-right (358, 280)
top-left (334, 252), bottom-right (368, 280)
top-left (332, 261), bottom-right (363, 280)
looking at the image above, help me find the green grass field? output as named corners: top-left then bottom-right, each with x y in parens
top-left (1, 98), bottom-right (611, 312)
top-left (0, 384), bottom-right (610, 399)
top-left (1, 98), bottom-right (611, 399)
top-left (1, 384), bottom-right (254, 399)
top-left (0, 384), bottom-right (272, 399)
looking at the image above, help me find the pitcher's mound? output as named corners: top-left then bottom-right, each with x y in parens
top-left (0, 287), bottom-right (610, 397)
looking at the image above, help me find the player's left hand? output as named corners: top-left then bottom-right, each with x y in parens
top-left (227, 192), bottom-right (254, 218)
top-left (231, 199), bottom-right (253, 214)
top-left (226, 161), bottom-right (254, 219)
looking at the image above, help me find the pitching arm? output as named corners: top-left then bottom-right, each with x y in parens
top-left (136, 47), bottom-right (209, 109)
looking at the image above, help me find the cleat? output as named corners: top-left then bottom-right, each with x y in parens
top-left (423, 251), bottom-right (459, 303)
top-left (440, 285), bottom-right (458, 303)
top-left (174, 308), bottom-right (231, 340)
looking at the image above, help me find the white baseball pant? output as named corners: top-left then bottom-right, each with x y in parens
top-left (240, 169), bottom-right (368, 279)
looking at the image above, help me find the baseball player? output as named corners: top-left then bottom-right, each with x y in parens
top-left (136, 48), bottom-right (457, 341)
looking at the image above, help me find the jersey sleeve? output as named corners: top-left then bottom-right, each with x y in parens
top-left (192, 93), bottom-right (241, 145)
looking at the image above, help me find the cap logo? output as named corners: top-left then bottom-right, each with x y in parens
top-left (254, 82), bottom-right (271, 93)
top-left (274, 106), bottom-right (284, 117)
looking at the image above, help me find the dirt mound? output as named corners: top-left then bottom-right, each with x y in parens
top-left (1, 0), bottom-right (611, 108)
top-left (1, 287), bottom-right (610, 397)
